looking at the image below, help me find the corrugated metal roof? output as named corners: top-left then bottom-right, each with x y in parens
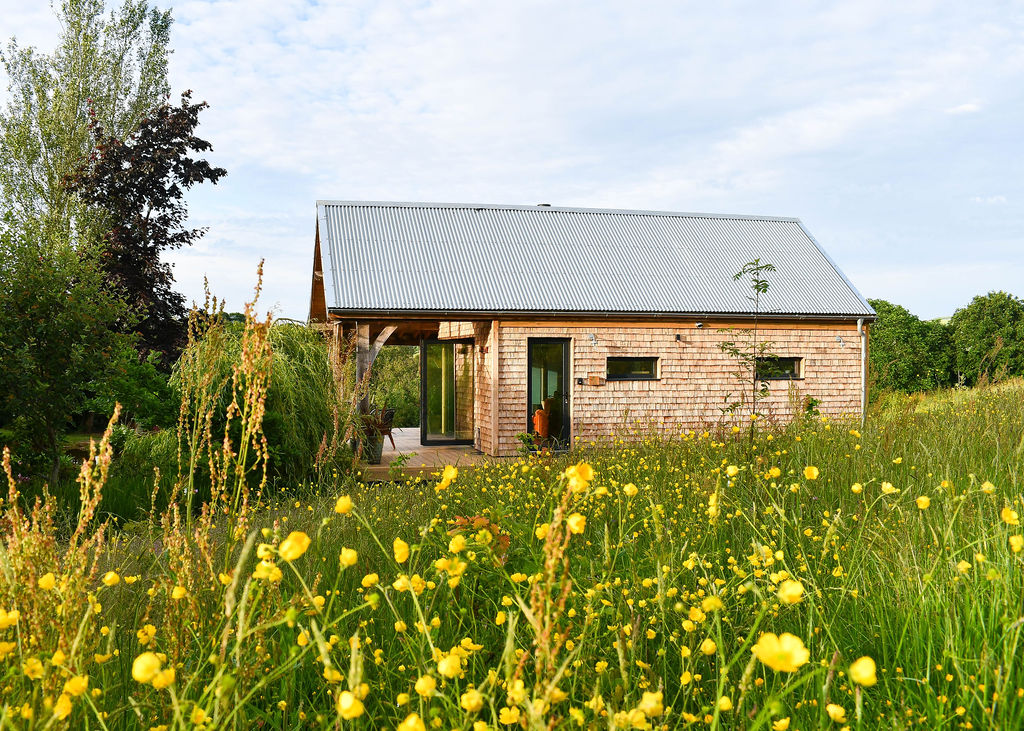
top-left (316, 201), bottom-right (875, 318)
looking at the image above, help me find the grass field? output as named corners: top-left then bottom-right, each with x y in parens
top-left (1, 378), bottom-right (1022, 730)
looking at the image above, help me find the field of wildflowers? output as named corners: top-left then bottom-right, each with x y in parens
top-left (1, 293), bottom-right (1022, 730)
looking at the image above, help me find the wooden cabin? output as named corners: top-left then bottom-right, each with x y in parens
top-left (309, 201), bottom-right (874, 456)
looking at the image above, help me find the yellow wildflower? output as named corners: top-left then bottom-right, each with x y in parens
top-left (334, 495), bottom-right (353, 514)
top-left (414, 675), bottom-right (436, 697)
top-left (279, 531), bottom-right (311, 561)
top-left (777, 579), bottom-right (804, 605)
top-left (637, 690), bottom-right (663, 716)
top-left (63, 675), bottom-right (89, 696)
top-left (394, 538), bottom-right (410, 564)
top-left (22, 658), bottom-right (43, 680)
top-left (397, 713), bottom-right (426, 731)
top-left (566, 513), bottom-right (586, 534)
top-left (826, 704), bottom-right (847, 723)
top-left (916, 496), bottom-right (931, 510)
top-left (849, 656), bottom-right (877, 686)
top-left (38, 573), bottom-right (56, 590)
top-left (132, 652), bottom-right (162, 684)
top-left (438, 653), bottom-right (462, 678)
top-left (803, 465), bottom-right (819, 480)
top-left (460, 688), bottom-right (484, 712)
top-left (1002, 506), bottom-right (1020, 526)
top-left (499, 707), bottom-right (520, 725)
top-left (339, 548), bottom-right (358, 568)
top-left (102, 571), bottom-right (120, 587)
top-left (751, 633), bottom-right (809, 672)
top-left (53, 694), bottom-right (72, 721)
top-left (338, 691), bottom-right (364, 719)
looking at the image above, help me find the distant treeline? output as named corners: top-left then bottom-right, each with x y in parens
top-left (868, 291), bottom-right (1024, 393)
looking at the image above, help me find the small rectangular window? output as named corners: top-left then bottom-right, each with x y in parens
top-left (607, 356), bottom-right (658, 381)
top-left (756, 356), bottom-right (802, 380)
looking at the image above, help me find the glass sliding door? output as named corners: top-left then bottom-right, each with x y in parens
top-left (421, 340), bottom-right (474, 444)
top-left (527, 339), bottom-right (570, 449)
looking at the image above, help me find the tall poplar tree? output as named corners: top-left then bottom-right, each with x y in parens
top-left (0, 0), bottom-right (171, 240)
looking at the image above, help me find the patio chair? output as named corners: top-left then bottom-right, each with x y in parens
top-left (379, 408), bottom-right (396, 450)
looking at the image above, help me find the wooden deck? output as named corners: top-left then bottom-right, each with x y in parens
top-left (356, 427), bottom-right (493, 481)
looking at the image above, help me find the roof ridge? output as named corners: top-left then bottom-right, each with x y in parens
top-left (315, 199), bottom-right (801, 223)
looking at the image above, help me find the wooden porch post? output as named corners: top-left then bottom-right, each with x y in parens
top-left (355, 323), bottom-right (398, 414)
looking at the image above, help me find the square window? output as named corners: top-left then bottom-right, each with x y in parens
top-left (607, 356), bottom-right (658, 381)
top-left (755, 356), bottom-right (802, 380)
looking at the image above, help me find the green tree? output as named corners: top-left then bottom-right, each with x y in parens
top-left (0, 219), bottom-right (135, 482)
top-left (370, 346), bottom-right (421, 428)
top-left (0, 0), bottom-right (171, 239)
top-left (949, 291), bottom-right (1024, 385)
top-left (68, 91), bottom-right (227, 360)
top-left (866, 299), bottom-right (953, 393)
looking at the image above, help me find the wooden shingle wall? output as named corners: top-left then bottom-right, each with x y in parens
top-left (491, 321), bottom-right (865, 456)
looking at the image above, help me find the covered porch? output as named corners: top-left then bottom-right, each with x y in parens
top-left (356, 427), bottom-right (492, 481)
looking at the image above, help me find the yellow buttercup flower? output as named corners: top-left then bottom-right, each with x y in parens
top-left (1001, 506), bottom-right (1020, 526)
top-left (449, 534), bottom-right (466, 553)
top-left (460, 688), bottom-right (484, 712)
top-left (637, 690), bottom-right (663, 716)
top-left (334, 495), bottom-right (353, 514)
top-left (337, 691), bottom-right (364, 719)
top-left (22, 658), bottom-right (43, 680)
top-left (623, 482), bottom-right (639, 497)
top-left (534, 523), bottom-right (550, 540)
top-left (1009, 535), bottom-right (1023, 553)
top-left (171, 585), bottom-right (188, 600)
top-left (849, 656), bottom-right (877, 686)
top-left (499, 707), bottom-right (521, 725)
top-left (394, 537), bottom-right (410, 563)
top-left (437, 653), bottom-right (462, 678)
top-left (881, 482), bottom-right (898, 495)
top-left (339, 548), bottom-right (358, 567)
top-left (397, 713), bottom-right (426, 731)
top-left (702, 595), bottom-right (724, 612)
top-left (851, 482), bottom-right (863, 494)
top-left (700, 638), bottom-right (717, 655)
top-left (63, 675), bottom-right (89, 696)
top-left (773, 718), bottom-right (791, 730)
top-left (803, 465), bottom-right (819, 480)
top-left (52, 694), bottom-right (72, 721)
top-left (414, 675), bottom-right (436, 697)
top-left (151, 667), bottom-right (175, 690)
top-left (102, 571), bottom-right (120, 587)
top-left (436, 465), bottom-right (458, 492)
top-left (566, 513), bottom-right (586, 534)
top-left (826, 704), bottom-right (847, 723)
top-left (279, 531), bottom-right (311, 561)
top-left (726, 464), bottom-right (739, 477)
top-left (717, 696), bottom-right (733, 712)
top-left (132, 652), bottom-right (162, 684)
top-left (777, 579), bottom-right (804, 605)
top-left (916, 496), bottom-right (930, 510)
top-left (752, 633), bottom-right (810, 672)
top-left (38, 573), bottom-right (56, 590)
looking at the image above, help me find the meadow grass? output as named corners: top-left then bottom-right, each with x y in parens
top-left (1, 305), bottom-right (1022, 731)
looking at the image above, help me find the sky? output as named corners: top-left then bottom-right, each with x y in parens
top-left (3, 0), bottom-right (1023, 320)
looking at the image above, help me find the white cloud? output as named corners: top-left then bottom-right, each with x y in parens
top-left (3, 0), bottom-right (1024, 319)
top-left (971, 195), bottom-right (1007, 204)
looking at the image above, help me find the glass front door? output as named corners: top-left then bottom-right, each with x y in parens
top-left (527, 339), bottom-right (570, 449)
top-left (421, 340), bottom-right (474, 444)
